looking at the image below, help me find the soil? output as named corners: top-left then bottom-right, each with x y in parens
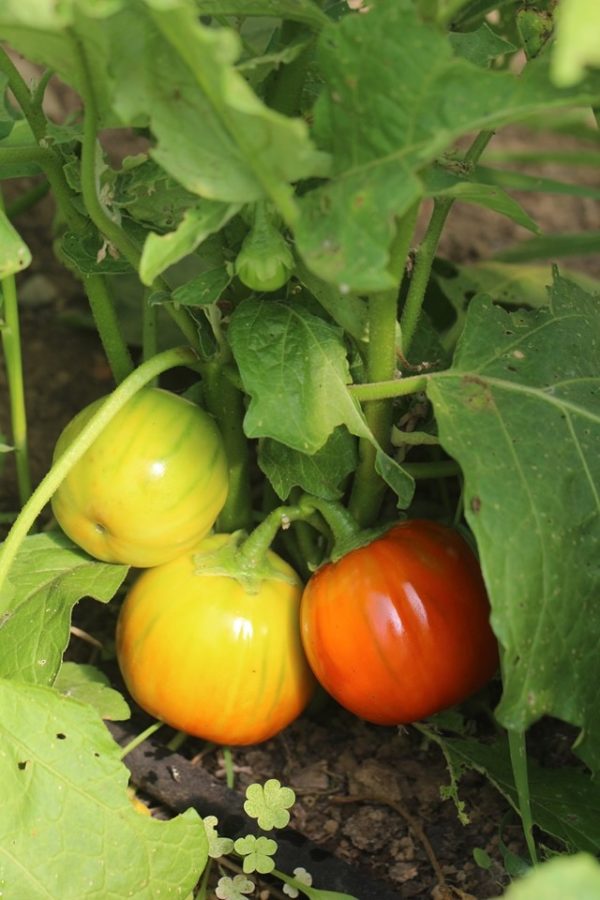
top-left (1, 118), bottom-right (598, 899)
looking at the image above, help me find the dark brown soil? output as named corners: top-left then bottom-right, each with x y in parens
top-left (1, 120), bottom-right (598, 899)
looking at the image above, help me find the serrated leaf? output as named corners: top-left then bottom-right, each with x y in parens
top-left (53, 662), bottom-right (130, 721)
top-left (0, 209), bottom-right (31, 277)
top-left (243, 779), bottom-right (295, 830)
top-left (140, 200), bottom-right (239, 284)
top-left (432, 733), bottom-right (600, 854)
top-left (294, 0), bottom-right (600, 289)
top-left (427, 275), bottom-right (600, 771)
top-left (0, 679), bottom-right (207, 899)
top-left (258, 427), bottom-right (357, 501)
top-left (500, 853), bottom-right (600, 900)
top-left (0, 532), bottom-right (128, 686)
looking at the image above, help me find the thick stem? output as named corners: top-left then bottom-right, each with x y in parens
top-left (84, 275), bottom-right (134, 383)
top-left (349, 204), bottom-right (419, 527)
top-left (142, 288), bottom-right (158, 364)
top-left (203, 360), bottom-right (253, 532)
top-left (0, 246), bottom-right (32, 505)
top-left (0, 347), bottom-right (198, 589)
top-left (400, 131), bottom-right (495, 356)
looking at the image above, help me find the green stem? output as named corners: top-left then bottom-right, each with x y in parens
top-left (0, 221), bottom-right (32, 506)
top-left (349, 204), bottom-right (419, 527)
top-left (142, 288), bottom-right (158, 365)
top-left (349, 372), bottom-right (429, 403)
top-left (400, 131), bottom-right (495, 356)
top-left (119, 720), bottom-right (165, 759)
top-left (239, 495), bottom-right (358, 568)
top-left (0, 48), bottom-right (47, 141)
top-left (71, 35), bottom-right (141, 269)
top-left (6, 180), bottom-right (50, 219)
top-left (0, 346), bottom-right (198, 590)
top-left (403, 460), bottom-right (460, 479)
top-left (84, 274), bottom-right (134, 383)
top-left (507, 727), bottom-right (539, 866)
top-left (203, 360), bottom-right (253, 532)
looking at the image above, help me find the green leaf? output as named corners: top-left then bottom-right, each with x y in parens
top-left (258, 427), bottom-right (357, 501)
top-left (295, 0), bottom-right (600, 289)
top-left (203, 815), bottom-right (235, 858)
top-left (170, 265), bottom-right (232, 306)
top-left (423, 166), bottom-right (540, 233)
top-left (196, 0), bottom-right (330, 28)
top-left (140, 200), bottom-right (239, 284)
top-left (228, 297), bottom-right (371, 453)
top-left (215, 874), bottom-right (255, 900)
top-left (427, 275), bottom-right (600, 771)
top-left (113, 158), bottom-right (199, 229)
top-left (294, 258), bottom-right (368, 343)
top-left (0, 678), bottom-right (207, 898)
top-left (500, 853), bottom-right (600, 900)
top-left (0, 209), bottom-right (31, 277)
top-left (0, 532), bottom-right (128, 686)
top-left (551, 0), bottom-right (600, 87)
top-left (233, 834), bottom-right (277, 874)
top-left (60, 224), bottom-right (133, 275)
top-left (432, 733), bottom-right (600, 854)
top-left (243, 779), bottom-right (295, 830)
top-left (53, 662), bottom-right (130, 721)
top-left (112, 2), bottom-right (328, 203)
top-left (449, 22), bottom-right (517, 67)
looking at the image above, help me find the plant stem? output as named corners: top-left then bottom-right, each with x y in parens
top-left (142, 288), bottom-right (158, 364)
top-left (84, 274), bottom-right (134, 383)
top-left (203, 360), bottom-right (253, 532)
top-left (0, 226), bottom-right (32, 505)
top-left (507, 727), bottom-right (539, 866)
top-left (349, 204), bottom-right (419, 527)
top-left (349, 372), bottom-right (430, 402)
top-left (119, 720), bottom-right (165, 759)
top-left (0, 48), bottom-right (47, 141)
top-left (403, 460), bottom-right (460, 479)
top-left (400, 131), bottom-right (495, 357)
top-left (72, 35), bottom-right (142, 269)
top-left (0, 346), bottom-right (198, 590)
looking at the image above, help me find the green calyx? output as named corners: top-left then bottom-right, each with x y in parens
top-left (192, 531), bottom-right (299, 595)
top-left (234, 201), bottom-right (294, 293)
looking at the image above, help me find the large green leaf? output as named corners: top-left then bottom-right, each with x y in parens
top-left (228, 297), bottom-right (414, 506)
top-left (294, 0), bottom-right (600, 289)
top-left (500, 854), bottom-right (600, 900)
top-left (0, 532), bottom-right (128, 686)
top-left (432, 732), bottom-right (600, 854)
top-left (427, 275), bottom-right (600, 770)
top-left (0, 679), bottom-right (207, 899)
top-left (551, 0), bottom-right (600, 87)
top-left (258, 427), bottom-right (357, 501)
top-left (195, 0), bottom-right (330, 28)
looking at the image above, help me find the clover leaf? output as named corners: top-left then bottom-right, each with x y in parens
top-left (215, 874), bottom-right (255, 900)
top-left (234, 834), bottom-right (278, 874)
top-left (202, 815), bottom-right (235, 859)
top-left (243, 779), bottom-right (296, 830)
top-left (283, 866), bottom-right (314, 898)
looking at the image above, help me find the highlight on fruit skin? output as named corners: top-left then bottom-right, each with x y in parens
top-left (51, 387), bottom-right (229, 567)
top-left (115, 535), bottom-right (317, 746)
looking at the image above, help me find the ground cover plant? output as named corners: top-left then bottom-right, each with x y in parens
top-left (0, 0), bottom-right (599, 896)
